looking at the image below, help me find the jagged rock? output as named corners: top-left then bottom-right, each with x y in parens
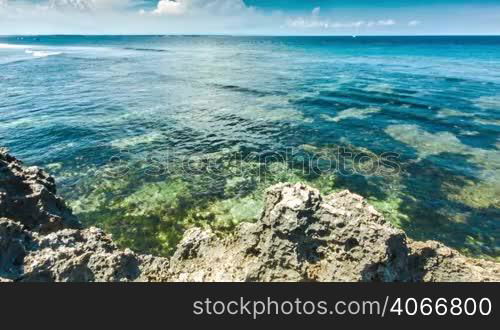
top-left (0, 148), bottom-right (498, 282)
top-left (168, 185), bottom-right (410, 281)
top-left (0, 149), bottom-right (169, 282)
top-left (407, 240), bottom-right (500, 282)
top-left (0, 218), bottom-right (32, 279)
top-left (22, 227), bottom-right (139, 282)
top-left (0, 218), bottom-right (169, 282)
top-left (0, 148), bottom-right (80, 233)
top-left (167, 184), bottom-right (499, 282)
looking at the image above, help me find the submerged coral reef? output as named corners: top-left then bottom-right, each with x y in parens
top-left (1, 148), bottom-right (498, 282)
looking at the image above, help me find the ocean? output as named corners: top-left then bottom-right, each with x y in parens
top-left (0, 35), bottom-right (499, 258)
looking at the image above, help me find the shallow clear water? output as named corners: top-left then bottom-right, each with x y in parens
top-left (1, 36), bottom-right (499, 257)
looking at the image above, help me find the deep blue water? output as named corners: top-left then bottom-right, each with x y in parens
top-left (1, 36), bottom-right (499, 257)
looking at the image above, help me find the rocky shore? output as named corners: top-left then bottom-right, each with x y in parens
top-left (0, 148), bottom-right (498, 282)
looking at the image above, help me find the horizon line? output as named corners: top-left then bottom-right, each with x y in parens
top-left (2, 34), bottom-right (500, 37)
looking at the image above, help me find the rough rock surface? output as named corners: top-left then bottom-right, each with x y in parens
top-left (0, 148), bottom-right (498, 282)
top-left (0, 148), bottom-right (79, 233)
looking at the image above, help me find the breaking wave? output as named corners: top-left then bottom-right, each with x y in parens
top-left (25, 50), bottom-right (63, 58)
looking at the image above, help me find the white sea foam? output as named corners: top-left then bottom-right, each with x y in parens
top-left (25, 50), bottom-right (62, 58)
top-left (0, 43), bottom-right (62, 57)
top-left (0, 43), bottom-right (33, 49)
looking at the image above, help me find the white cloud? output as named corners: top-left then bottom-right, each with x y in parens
top-left (48, 0), bottom-right (93, 11)
top-left (48, 0), bottom-right (135, 11)
top-left (0, 0), bottom-right (8, 9)
top-left (284, 7), bottom-right (397, 31)
top-left (286, 16), bottom-right (397, 30)
top-left (377, 19), bottom-right (396, 26)
top-left (152, 0), bottom-right (252, 16)
top-left (408, 20), bottom-right (421, 26)
top-left (153, 0), bottom-right (186, 15)
top-left (0, 0), bottom-right (136, 15)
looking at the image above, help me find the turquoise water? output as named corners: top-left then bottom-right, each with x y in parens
top-left (0, 36), bottom-right (499, 257)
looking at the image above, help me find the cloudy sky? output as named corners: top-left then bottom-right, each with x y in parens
top-left (1, 0), bottom-right (499, 35)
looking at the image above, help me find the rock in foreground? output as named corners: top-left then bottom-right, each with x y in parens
top-left (0, 148), bottom-right (498, 282)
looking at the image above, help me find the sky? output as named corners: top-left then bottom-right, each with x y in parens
top-left (0, 0), bottom-right (499, 35)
